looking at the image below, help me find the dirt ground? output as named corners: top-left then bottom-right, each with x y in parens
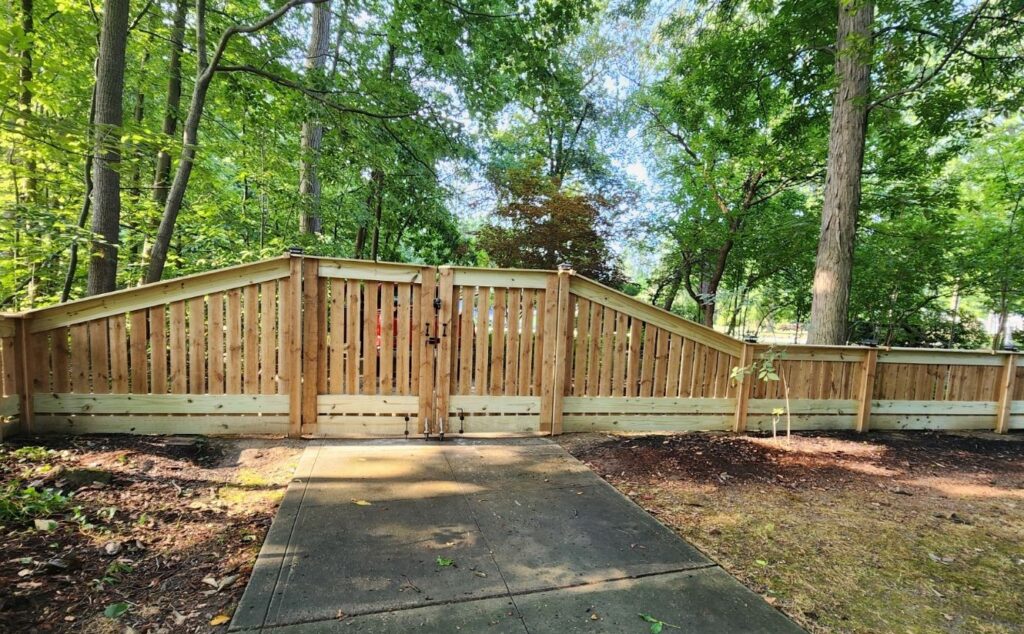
top-left (558, 431), bottom-right (1024, 634)
top-left (0, 435), bottom-right (302, 633)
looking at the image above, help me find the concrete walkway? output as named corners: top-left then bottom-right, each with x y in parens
top-left (230, 439), bottom-right (802, 633)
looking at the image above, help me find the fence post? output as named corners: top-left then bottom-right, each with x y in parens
top-left (435, 267), bottom-right (455, 435)
top-left (549, 269), bottom-right (572, 435)
top-left (854, 348), bottom-right (878, 433)
top-left (538, 272), bottom-right (562, 434)
top-left (416, 267), bottom-right (438, 435)
top-left (12, 316), bottom-right (34, 435)
top-left (995, 353), bottom-right (1018, 435)
top-left (284, 255), bottom-right (303, 438)
top-left (300, 258), bottom-right (320, 437)
top-left (732, 343), bottom-right (754, 434)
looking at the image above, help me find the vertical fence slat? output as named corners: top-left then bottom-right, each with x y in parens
top-left (518, 290), bottom-right (535, 396)
top-left (612, 311), bottom-right (628, 397)
top-left (226, 289), bottom-right (243, 394)
top-left (52, 326), bottom-right (70, 393)
top-left (208, 293), bottom-right (224, 395)
top-left (411, 282), bottom-right (421, 395)
top-left (187, 298), bottom-right (206, 394)
top-left (379, 282), bottom-right (394, 395)
top-left (489, 288), bottom-right (506, 395)
top-left (585, 303), bottom-right (602, 396)
top-left (329, 278), bottom-right (345, 393)
top-left (397, 283), bottom-right (411, 395)
top-left (89, 319), bottom-right (110, 394)
top-left (317, 277), bottom-right (329, 394)
top-left (70, 323), bottom-right (90, 393)
top-left (129, 312), bottom-right (148, 394)
top-left (259, 281), bottom-right (277, 394)
top-left (457, 286), bottom-right (474, 394)
top-left (362, 282), bottom-right (378, 395)
top-left (474, 287), bottom-right (489, 395)
top-left (653, 328), bottom-right (670, 398)
top-left (506, 288), bottom-right (521, 396)
top-left (169, 302), bottom-right (187, 393)
top-left (242, 286), bottom-right (259, 394)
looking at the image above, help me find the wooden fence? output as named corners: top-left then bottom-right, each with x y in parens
top-left (0, 254), bottom-right (1020, 440)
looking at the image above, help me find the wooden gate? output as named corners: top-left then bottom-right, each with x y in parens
top-left (308, 261), bottom-right (570, 438)
top-left (308, 259), bottom-right (429, 437)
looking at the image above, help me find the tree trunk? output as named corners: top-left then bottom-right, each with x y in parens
top-left (806, 0), bottom-right (873, 345)
top-left (19, 0), bottom-right (37, 202)
top-left (992, 294), bottom-right (1009, 350)
top-left (87, 0), bottom-right (130, 295)
top-left (299, 0), bottom-right (332, 234)
top-left (138, 0), bottom-right (187, 281)
top-left (153, 0), bottom-right (187, 207)
top-left (353, 226), bottom-right (367, 258)
top-left (145, 0), bottom-right (312, 283)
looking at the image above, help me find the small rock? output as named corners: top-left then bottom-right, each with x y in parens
top-left (104, 541), bottom-right (122, 556)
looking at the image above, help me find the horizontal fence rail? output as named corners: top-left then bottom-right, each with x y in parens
top-left (0, 254), bottom-right (1021, 440)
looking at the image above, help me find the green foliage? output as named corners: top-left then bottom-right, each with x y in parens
top-left (0, 0), bottom-right (598, 308)
top-left (9, 446), bottom-right (54, 462)
top-left (0, 482), bottom-right (71, 524)
top-left (103, 602), bottom-right (130, 619)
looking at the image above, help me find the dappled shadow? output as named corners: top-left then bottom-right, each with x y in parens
top-left (566, 430), bottom-right (1024, 499)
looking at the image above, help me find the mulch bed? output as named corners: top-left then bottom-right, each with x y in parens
top-left (0, 435), bottom-right (299, 633)
top-left (558, 430), bottom-right (1024, 633)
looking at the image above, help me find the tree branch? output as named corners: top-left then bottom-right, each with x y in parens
top-left (870, 0), bottom-right (991, 110)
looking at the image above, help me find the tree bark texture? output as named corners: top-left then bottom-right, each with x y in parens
top-left (87, 0), bottom-right (130, 295)
top-left (807, 0), bottom-right (873, 344)
top-left (299, 0), bottom-right (332, 234)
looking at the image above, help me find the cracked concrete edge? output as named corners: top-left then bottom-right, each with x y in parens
top-left (230, 443), bottom-right (322, 632)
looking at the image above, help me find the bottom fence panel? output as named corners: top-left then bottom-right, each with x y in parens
top-left (34, 414), bottom-right (289, 435)
top-left (562, 414), bottom-right (732, 433)
top-left (312, 415), bottom-right (418, 437)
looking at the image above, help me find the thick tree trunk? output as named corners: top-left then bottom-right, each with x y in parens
top-left (807, 0), bottom-right (873, 345)
top-left (299, 0), bottom-right (332, 234)
top-left (87, 0), bottom-right (130, 295)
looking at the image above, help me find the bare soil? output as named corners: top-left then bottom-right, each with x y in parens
top-left (0, 435), bottom-right (302, 633)
top-left (559, 431), bottom-right (1024, 634)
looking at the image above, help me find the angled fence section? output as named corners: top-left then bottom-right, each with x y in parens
top-left (16, 257), bottom-right (296, 436)
top-left (561, 275), bottom-right (744, 433)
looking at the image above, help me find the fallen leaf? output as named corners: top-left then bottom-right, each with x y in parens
top-left (210, 614), bottom-right (230, 625)
top-left (353, 500), bottom-right (372, 506)
top-left (34, 519), bottom-right (57, 531)
top-left (103, 602), bottom-right (129, 619)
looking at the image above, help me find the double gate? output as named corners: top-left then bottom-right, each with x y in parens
top-left (308, 260), bottom-right (568, 438)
